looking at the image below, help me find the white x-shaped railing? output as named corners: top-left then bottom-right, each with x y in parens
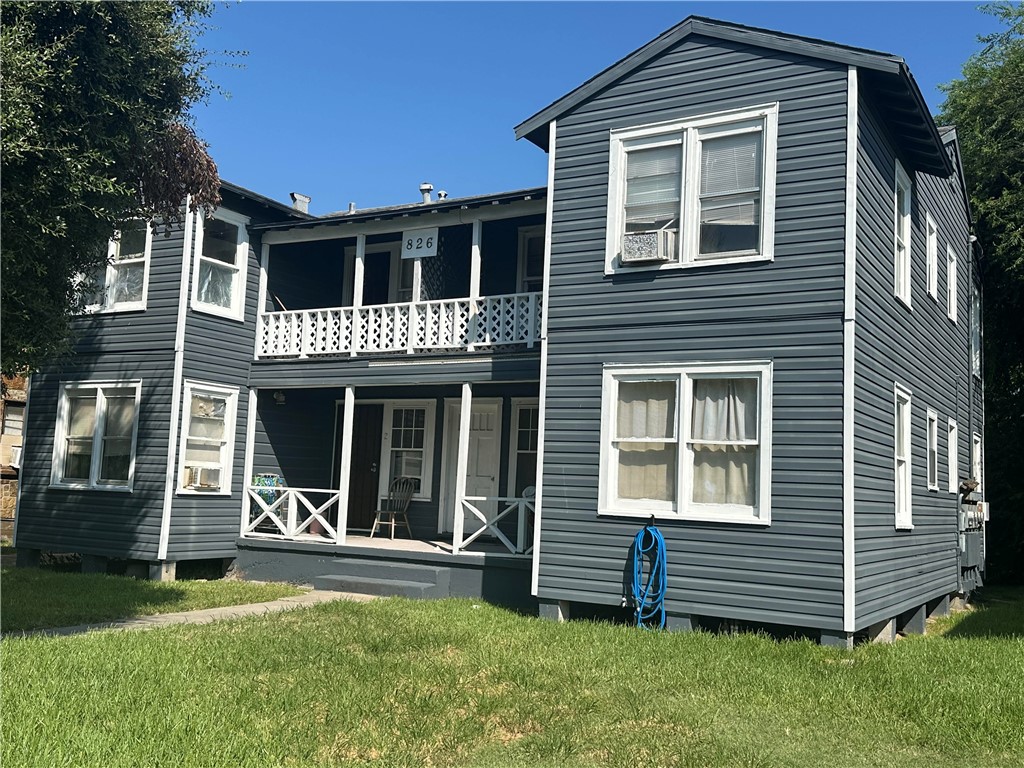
top-left (454, 496), bottom-right (535, 555)
top-left (245, 487), bottom-right (341, 541)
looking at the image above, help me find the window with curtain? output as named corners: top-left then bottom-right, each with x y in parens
top-left (51, 381), bottom-right (141, 490)
top-left (605, 104), bottom-right (778, 271)
top-left (194, 209), bottom-right (249, 319)
top-left (600, 363), bottom-right (771, 523)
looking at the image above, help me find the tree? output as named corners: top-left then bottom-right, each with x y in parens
top-left (940, 2), bottom-right (1024, 583)
top-left (1, 1), bottom-right (222, 378)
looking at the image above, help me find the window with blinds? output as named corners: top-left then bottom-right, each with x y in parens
top-left (605, 104), bottom-right (778, 272)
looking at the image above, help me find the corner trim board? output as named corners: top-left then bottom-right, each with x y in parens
top-left (843, 65), bottom-right (858, 633)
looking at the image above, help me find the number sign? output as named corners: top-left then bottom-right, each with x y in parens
top-left (402, 227), bottom-right (439, 259)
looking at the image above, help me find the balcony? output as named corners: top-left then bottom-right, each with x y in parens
top-left (257, 292), bottom-right (542, 359)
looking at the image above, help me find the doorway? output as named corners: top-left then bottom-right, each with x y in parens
top-left (333, 403), bottom-right (384, 530)
top-left (441, 400), bottom-right (502, 534)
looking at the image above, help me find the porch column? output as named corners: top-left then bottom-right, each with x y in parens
top-left (352, 234), bottom-right (366, 357)
top-left (240, 388), bottom-right (258, 537)
top-left (255, 243), bottom-right (270, 360)
top-left (336, 386), bottom-right (356, 546)
top-left (453, 382), bottom-right (473, 554)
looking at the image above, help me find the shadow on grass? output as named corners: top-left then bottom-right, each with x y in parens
top-left (943, 586), bottom-right (1024, 639)
top-left (1, 567), bottom-right (190, 634)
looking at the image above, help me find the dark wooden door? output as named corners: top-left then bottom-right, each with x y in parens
top-left (362, 251), bottom-right (391, 305)
top-left (333, 403), bottom-right (384, 530)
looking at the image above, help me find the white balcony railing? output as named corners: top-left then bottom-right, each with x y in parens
top-left (257, 292), bottom-right (543, 359)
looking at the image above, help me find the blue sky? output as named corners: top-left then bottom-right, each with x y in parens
top-left (192, 2), bottom-right (1003, 215)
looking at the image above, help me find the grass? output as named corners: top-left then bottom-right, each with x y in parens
top-left (0, 568), bottom-right (303, 632)
top-left (2, 588), bottom-right (1023, 767)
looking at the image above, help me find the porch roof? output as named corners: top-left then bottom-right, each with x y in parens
top-left (250, 186), bottom-right (547, 235)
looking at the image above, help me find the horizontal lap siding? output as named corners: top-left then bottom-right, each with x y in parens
top-left (539, 36), bottom-right (848, 630)
top-left (854, 98), bottom-right (971, 626)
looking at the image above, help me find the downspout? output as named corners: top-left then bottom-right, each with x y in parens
top-left (158, 201), bottom-right (195, 561)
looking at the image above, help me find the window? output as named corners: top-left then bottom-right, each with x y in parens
top-left (971, 284), bottom-right (982, 377)
top-left (382, 402), bottom-right (435, 500)
top-left (894, 384), bottom-right (912, 528)
top-left (2, 402), bottom-right (25, 437)
top-left (178, 382), bottom-right (238, 494)
top-left (971, 432), bottom-right (982, 494)
top-left (948, 419), bottom-right (959, 494)
top-left (605, 104), bottom-right (778, 272)
top-left (925, 213), bottom-right (938, 299)
top-left (894, 161), bottom-right (912, 307)
top-left (84, 221), bottom-right (152, 312)
top-left (508, 400), bottom-right (539, 497)
top-left (927, 409), bottom-right (938, 491)
top-left (193, 209), bottom-right (249, 320)
top-left (599, 362), bottom-right (772, 524)
top-left (517, 226), bottom-right (544, 293)
top-left (51, 381), bottom-right (141, 490)
top-left (947, 244), bottom-right (958, 322)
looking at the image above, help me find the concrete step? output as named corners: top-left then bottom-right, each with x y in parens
top-left (313, 574), bottom-right (448, 599)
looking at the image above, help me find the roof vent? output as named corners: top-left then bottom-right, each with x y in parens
top-left (347, 202), bottom-right (356, 214)
top-left (437, 190), bottom-right (448, 201)
top-left (419, 182), bottom-right (433, 204)
top-left (289, 192), bottom-right (311, 214)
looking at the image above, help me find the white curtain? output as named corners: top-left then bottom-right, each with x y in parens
top-left (616, 380), bottom-right (676, 502)
top-left (690, 378), bottom-right (757, 506)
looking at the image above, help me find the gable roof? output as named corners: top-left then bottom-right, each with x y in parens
top-left (221, 180), bottom-right (315, 220)
top-left (514, 15), bottom-right (951, 176)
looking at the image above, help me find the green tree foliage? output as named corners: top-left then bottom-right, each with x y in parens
top-left (0, 1), bottom-right (222, 377)
top-left (940, 2), bottom-right (1024, 582)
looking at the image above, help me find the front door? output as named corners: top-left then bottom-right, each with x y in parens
top-left (443, 401), bottom-right (502, 534)
top-left (362, 251), bottom-right (391, 305)
top-left (334, 403), bottom-right (384, 530)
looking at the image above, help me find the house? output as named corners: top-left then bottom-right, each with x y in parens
top-left (1, 375), bottom-right (27, 540)
top-left (14, 16), bottom-right (985, 646)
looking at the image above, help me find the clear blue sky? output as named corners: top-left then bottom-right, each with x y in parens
top-left (192, 2), bottom-right (1003, 215)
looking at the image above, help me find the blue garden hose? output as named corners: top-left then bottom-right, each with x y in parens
top-left (632, 522), bottom-right (667, 629)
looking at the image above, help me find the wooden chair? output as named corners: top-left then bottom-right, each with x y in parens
top-left (369, 476), bottom-right (417, 539)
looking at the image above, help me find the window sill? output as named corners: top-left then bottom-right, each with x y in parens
top-left (605, 252), bottom-right (772, 276)
top-left (597, 507), bottom-right (770, 526)
top-left (895, 294), bottom-right (912, 311)
top-left (82, 304), bottom-right (148, 315)
top-left (895, 522), bottom-right (915, 531)
top-left (49, 483), bottom-right (133, 493)
top-left (176, 489), bottom-right (233, 497)
top-left (191, 302), bottom-right (245, 323)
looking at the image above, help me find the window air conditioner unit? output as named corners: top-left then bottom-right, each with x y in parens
top-left (185, 466), bottom-right (220, 490)
top-left (621, 230), bottom-right (676, 264)
top-left (9, 446), bottom-right (22, 470)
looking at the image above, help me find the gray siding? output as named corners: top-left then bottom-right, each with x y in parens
top-left (538, 35), bottom-right (849, 630)
top-left (853, 96), bottom-right (974, 627)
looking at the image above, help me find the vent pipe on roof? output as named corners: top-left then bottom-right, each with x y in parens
top-left (347, 202), bottom-right (356, 214)
top-left (289, 192), bottom-right (311, 214)
top-left (437, 190), bottom-right (448, 200)
top-left (419, 182), bottom-right (433, 204)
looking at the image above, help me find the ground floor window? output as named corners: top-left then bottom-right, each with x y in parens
top-left (51, 380), bottom-right (141, 490)
top-left (894, 384), bottom-right (912, 529)
top-left (178, 381), bottom-right (238, 494)
top-left (383, 401), bottom-right (435, 500)
top-left (599, 361), bottom-right (772, 524)
top-left (509, 400), bottom-right (539, 496)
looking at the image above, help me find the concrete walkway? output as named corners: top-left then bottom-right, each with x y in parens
top-left (5, 589), bottom-right (374, 639)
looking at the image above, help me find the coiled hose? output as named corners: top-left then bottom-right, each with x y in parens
top-left (632, 522), bottom-right (667, 629)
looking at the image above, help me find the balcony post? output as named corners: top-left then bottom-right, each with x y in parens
top-left (336, 385), bottom-right (355, 546)
top-left (453, 382), bottom-right (473, 554)
top-left (527, 293), bottom-right (537, 348)
top-left (352, 234), bottom-right (366, 357)
top-left (255, 243), bottom-right (270, 359)
top-left (467, 220), bottom-right (482, 351)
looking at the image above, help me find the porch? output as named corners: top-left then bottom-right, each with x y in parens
top-left (241, 382), bottom-right (540, 561)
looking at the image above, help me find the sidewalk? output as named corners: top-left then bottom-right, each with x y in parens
top-left (5, 589), bottom-right (374, 639)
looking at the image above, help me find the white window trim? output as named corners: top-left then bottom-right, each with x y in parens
top-left (379, 400), bottom-right (436, 502)
top-left (971, 432), bottom-right (982, 495)
top-left (343, 242), bottom-right (417, 304)
top-left (598, 360), bottom-right (773, 525)
top-left (925, 212), bottom-right (938, 300)
top-left (507, 398), bottom-right (540, 498)
top-left (176, 380), bottom-right (239, 496)
top-left (947, 243), bottom-right (958, 323)
top-left (50, 379), bottom-right (142, 492)
top-left (191, 207), bottom-right (250, 321)
top-left (894, 383), bottom-right (913, 529)
top-left (85, 223), bottom-right (153, 314)
top-left (971, 283), bottom-right (982, 378)
top-left (947, 418), bottom-right (959, 495)
top-left (516, 226), bottom-right (545, 294)
top-left (926, 408), bottom-right (939, 492)
top-left (893, 160), bottom-right (912, 308)
top-left (604, 103), bottom-right (779, 274)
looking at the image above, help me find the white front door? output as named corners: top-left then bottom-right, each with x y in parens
top-left (442, 400), bottom-right (501, 533)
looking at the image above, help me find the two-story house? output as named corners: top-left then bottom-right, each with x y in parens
top-left (14, 16), bottom-right (986, 646)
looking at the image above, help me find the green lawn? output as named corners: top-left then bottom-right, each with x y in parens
top-left (0, 568), bottom-right (302, 632)
top-left (2, 587), bottom-right (1022, 767)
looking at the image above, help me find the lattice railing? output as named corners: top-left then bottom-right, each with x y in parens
top-left (257, 293), bottom-right (542, 358)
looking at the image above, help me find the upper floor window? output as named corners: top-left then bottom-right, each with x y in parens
top-left (947, 418), bottom-right (959, 494)
top-left (893, 161), bottom-right (912, 307)
top-left (605, 104), bottom-right (778, 273)
top-left (927, 408), bottom-right (939, 491)
top-left (947, 244), bottom-right (958, 322)
top-left (51, 380), bottom-right (141, 491)
top-left (193, 209), bottom-right (249, 321)
top-left (599, 361), bottom-right (772, 524)
top-left (925, 213), bottom-right (938, 300)
top-left (178, 381), bottom-right (238, 494)
top-left (971, 283), bottom-right (982, 377)
top-left (894, 383), bottom-right (912, 529)
top-left (84, 221), bottom-right (152, 313)
top-left (971, 432), bottom-right (983, 495)
top-left (517, 226), bottom-right (544, 293)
